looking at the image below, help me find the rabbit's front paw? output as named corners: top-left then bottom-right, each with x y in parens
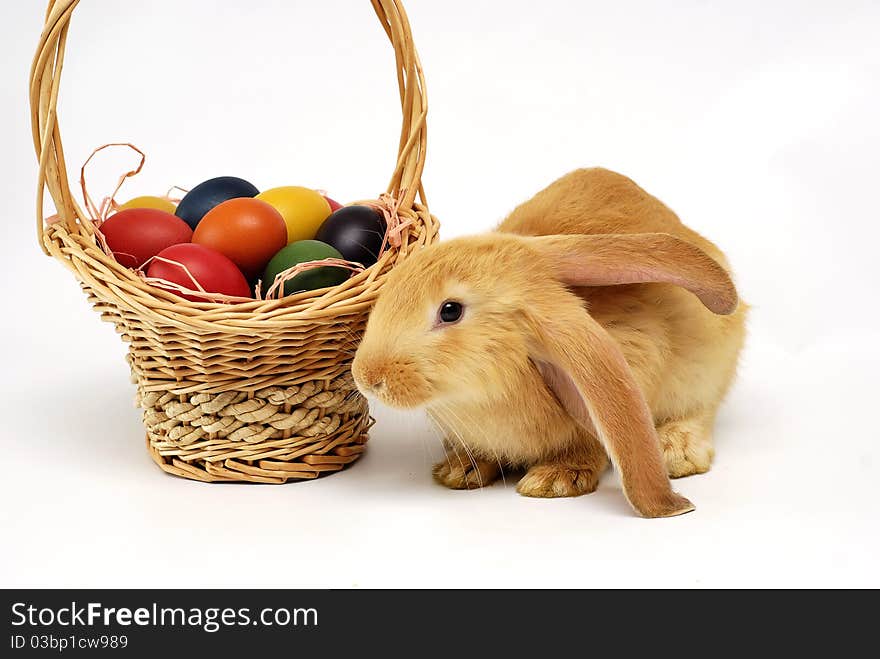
top-left (433, 455), bottom-right (501, 490)
top-left (516, 464), bottom-right (601, 498)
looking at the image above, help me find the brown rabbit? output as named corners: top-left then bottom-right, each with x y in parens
top-left (352, 168), bottom-right (747, 517)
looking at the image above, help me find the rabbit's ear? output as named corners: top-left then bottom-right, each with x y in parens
top-left (529, 308), bottom-right (694, 518)
top-left (526, 233), bottom-right (738, 315)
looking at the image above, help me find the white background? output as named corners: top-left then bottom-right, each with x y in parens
top-left (2, 0), bottom-right (878, 588)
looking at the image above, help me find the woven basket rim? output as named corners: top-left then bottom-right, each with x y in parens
top-left (43, 201), bottom-right (438, 330)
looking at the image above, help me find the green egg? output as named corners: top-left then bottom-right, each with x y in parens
top-left (262, 240), bottom-right (350, 297)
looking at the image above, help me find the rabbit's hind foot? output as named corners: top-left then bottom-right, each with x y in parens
top-left (657, 413), bottom-right (715, 478)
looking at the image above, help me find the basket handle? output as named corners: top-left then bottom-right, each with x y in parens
top-left (30, 0), bottom-right (429, 254)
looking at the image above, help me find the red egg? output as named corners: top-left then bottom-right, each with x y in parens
top-left (146, 243), bottom-right (251, 302)
top-left (324, 195), bottom-right (344, 212)
top-left (192, 198), bottom-right (287, 279)
top-left (100, 208), bottom-right (193, 269)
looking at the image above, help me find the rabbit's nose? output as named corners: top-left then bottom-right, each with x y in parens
top-left (365, 379), bottom-right (386, 393)
top-left (351, 359), bottom-right (385, 394)
top-left (356, 378), bottom-right (386, 398)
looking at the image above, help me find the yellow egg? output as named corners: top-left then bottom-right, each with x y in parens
top-left (119, 195), bottom-right (177, 214)
top-left (256, 187), bottom-right (332, 244)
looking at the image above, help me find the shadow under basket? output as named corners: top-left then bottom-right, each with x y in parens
top-left (31, 0), bottom-right (439, 483)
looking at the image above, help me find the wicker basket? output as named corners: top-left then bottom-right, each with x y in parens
top-left (30, 0), bottom-right (439, 483)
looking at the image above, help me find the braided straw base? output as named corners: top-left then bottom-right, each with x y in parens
top-left (125, 332), bottom-right (374, 484)
top-left (142, 378), bottom-right (371, 484)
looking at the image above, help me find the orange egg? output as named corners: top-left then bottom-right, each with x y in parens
top-left (192, 198), bottom-right (287, 279)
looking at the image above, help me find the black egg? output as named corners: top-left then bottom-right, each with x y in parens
top-left (314, 205), bottom-right (387, 267)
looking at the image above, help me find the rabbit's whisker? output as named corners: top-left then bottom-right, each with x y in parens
top-left (426, 410), bottom-right (461, 479)
top-left (434, 404), bottom-right (483, 490)
top-left (447, 404), bottom-right (507, 489)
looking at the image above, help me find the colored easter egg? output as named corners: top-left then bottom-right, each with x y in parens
top-left (118, 195), bottom-right (177, 214)
top-left (324, 195), bottom-right (343, 212)
top-left (192, 198), bottom-right (287, 279)
top-left (100, 208), bottom-right (193, 269)
top-left (175, 176), bottom-right (259, 230)
top-left (262, 240), bottom-right (349, 297)
top-left (255, 187), bottom-right (331, 244)
top-left (315, 205), bottom-right (387, 268)
top-left (147, 243), bottom-right (251, 301)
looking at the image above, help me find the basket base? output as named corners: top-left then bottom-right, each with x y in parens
top-left (146, 434), bottom-right (368, 484)
top-left (138, 376), bottom-right (372, 484)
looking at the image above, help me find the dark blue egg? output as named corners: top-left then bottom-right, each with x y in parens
top-left (175, 176), bottom-right (259, 230)
top-left (314, 206), bottom-right (387, 267)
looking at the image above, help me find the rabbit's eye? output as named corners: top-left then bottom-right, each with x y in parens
top-left (438, 300), bottom-right (464, 324)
